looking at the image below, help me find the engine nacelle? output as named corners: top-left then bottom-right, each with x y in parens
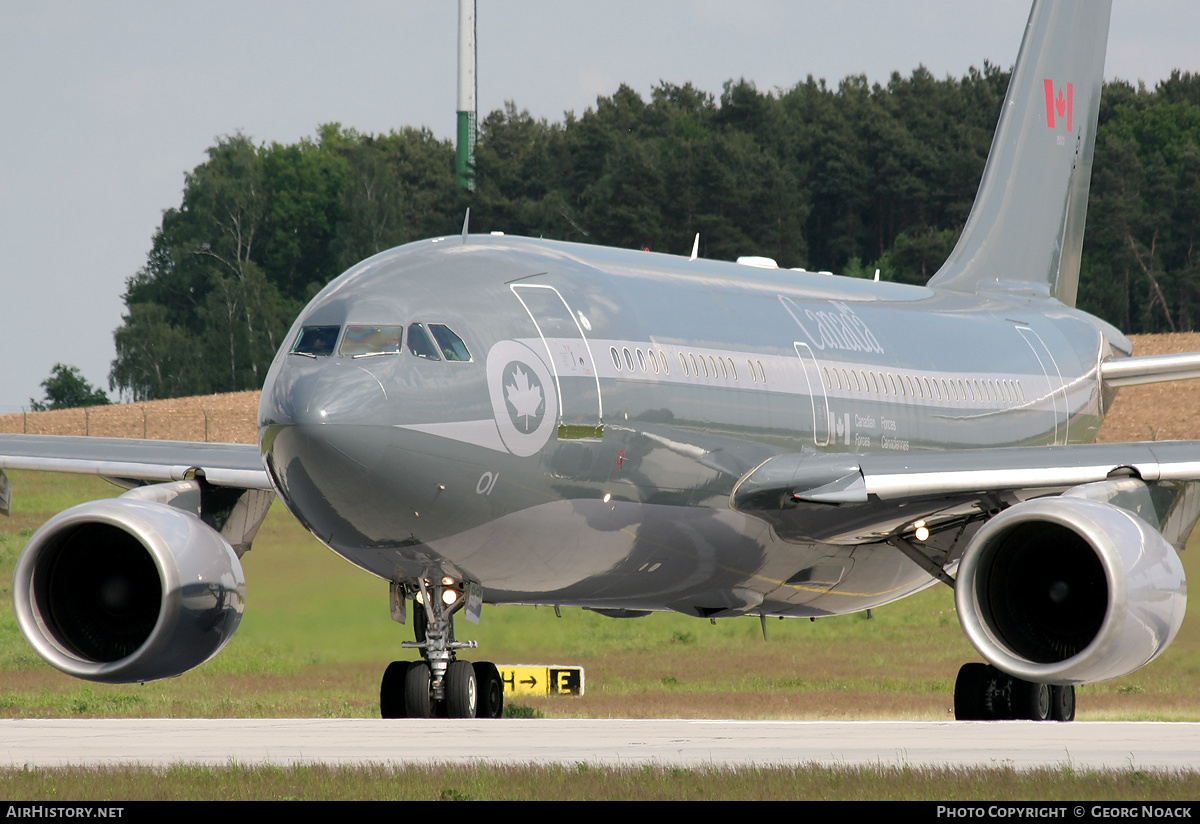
top-left (12, 498), bottom-right (245, 683)
top-left (955, 496), bottom-right (1186, 685)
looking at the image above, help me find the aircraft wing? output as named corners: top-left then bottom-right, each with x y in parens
top-left (730, 440), bottom-right (1200, 556)
top-left (0, 434), bottom-right (270, 490)
top-left (736, 440), bottom-right (1200, 504)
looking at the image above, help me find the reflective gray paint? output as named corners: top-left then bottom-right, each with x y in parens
top-left (0, 435), bottom-right (269, 490)
top-left (256, 232), bottom-right (1118, 617)
top-left (11, 497), bottom-right (246, 683)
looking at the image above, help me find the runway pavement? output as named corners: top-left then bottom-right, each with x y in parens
top-left (3, 719), bottom-right (1197, 771)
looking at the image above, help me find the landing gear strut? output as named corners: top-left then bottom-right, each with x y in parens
top-left (379, 577), bottom-right (504, 719)
top-left (954, 662), bottom-right (1074, 721)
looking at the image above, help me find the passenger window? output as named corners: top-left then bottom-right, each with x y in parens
top-left (291, 325), bottom-right (341, 357)
top-left (340, 325), bottom-right (403, 357)
top-left (429, 324), bottom-right (472, 361)
top-left (407, 323), bottom-right (441, 360)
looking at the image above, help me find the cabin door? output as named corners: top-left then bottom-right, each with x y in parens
top-left (779, 297), bottom-right (831, 446)
top-left (1016, 325), bottom-right (1068, 445)
top-left (510, 282), bottom-right (604, 440)
top-left (794, 342), bottom-right (831, 447)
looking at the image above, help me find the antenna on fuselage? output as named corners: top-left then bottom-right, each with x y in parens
top-left (689, 233), bottom-right (700, 261)
top-left (461, 208), bottom-right (470, 244)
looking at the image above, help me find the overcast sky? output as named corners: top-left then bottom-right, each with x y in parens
top-left (2, 1), bottom-right (1198, 413)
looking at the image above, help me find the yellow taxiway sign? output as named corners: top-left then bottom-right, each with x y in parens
top-left (498, 665), bottom-right (584, 696)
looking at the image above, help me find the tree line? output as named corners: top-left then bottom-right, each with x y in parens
top-left (108, 67), bottom-right (1200, 401)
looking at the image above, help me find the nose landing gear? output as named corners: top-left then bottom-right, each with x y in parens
top-left (379, 577), bottom-right (505, 719)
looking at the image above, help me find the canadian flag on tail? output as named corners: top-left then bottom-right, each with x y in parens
top-left (1043, 79), bottom-right (1073, 131)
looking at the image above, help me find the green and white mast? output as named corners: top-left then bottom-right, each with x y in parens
top-left (456, 0), bottom-right (477, 192)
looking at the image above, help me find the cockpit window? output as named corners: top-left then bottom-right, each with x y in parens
top-left (291, 325), bottom-right (340, 357)
top-left (340, 325), bottom-right (403, 357)
top-left (428, 324), bottom-right (472, 362)
top-left (406, 323), bottom-right (441, 360)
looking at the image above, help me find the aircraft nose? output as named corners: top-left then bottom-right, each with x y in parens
top-left (260, 360), bottom-right (389, 429)
top-left (259, 358), bottom-right (393, 481)
top-left (259, 360), bottom-right (394, 545)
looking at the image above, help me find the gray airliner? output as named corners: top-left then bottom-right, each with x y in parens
top-left (6, 0), bottom-right (1200, 722)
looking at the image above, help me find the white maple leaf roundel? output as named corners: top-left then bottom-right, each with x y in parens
top-left (505, 364), bottom-right (544, 431)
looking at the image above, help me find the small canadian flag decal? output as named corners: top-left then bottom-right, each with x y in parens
top-left (1043, 79), bottom-right (1073, 131)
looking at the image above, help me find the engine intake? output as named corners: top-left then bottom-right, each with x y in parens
top-left (955, 495), bottom-right (1186, 685)
top-left (12, 498), bottom-right (245, 683)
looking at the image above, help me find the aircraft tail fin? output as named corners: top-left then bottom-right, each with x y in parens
top-left (926, 0), bottom-right (1111, 308)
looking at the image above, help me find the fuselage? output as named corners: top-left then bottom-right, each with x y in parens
top-left (258, 234), bottom-right (1126, 619)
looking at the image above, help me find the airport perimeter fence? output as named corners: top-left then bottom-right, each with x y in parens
top-left (0, 404), bottom-right (258, 445)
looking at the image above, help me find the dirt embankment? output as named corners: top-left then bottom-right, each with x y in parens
top-left (0, 391), bottom-right (259, 444)
top-left (2, 334), bottom-right (1198, 445)
top-left (1096, 333), bottom-right (1200, 443)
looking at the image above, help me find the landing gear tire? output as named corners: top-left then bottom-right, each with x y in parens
top-left (380, 660), bottom-right (411, 719)
top-left (446, 660), bottom-right (478, 718)
top-left (473, 661), bottom-right (504, 719)
top-left (953, 662), bottom-right (991, 720)
top-left (954, 662), bottom-right (1073, 721)
top-left (1051, 685), bottom-right (1075, 721)
top-left (1014, 680), bottom-right (1052, 721)
top-left (404, 661), bottom-right (434, 718)
top-left (388, 578), bottom-right (501, 719)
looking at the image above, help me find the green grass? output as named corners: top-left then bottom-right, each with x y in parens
top-left (2, 469), bottom-right (1200, 721)
top-left (1, 763), bottom-right (1198, 801)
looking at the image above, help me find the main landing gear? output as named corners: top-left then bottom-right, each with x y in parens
top-left (953, 663), bottom-right (1074, 721)
top-left (379, 577), bottom-right (504, 719)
